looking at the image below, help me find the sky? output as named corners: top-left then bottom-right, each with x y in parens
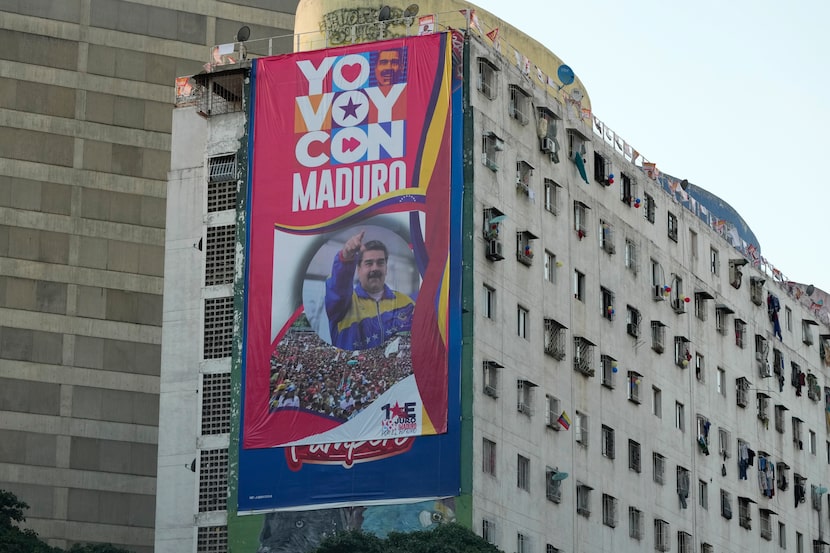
top-left (469, 0), bottom-right (830, 293)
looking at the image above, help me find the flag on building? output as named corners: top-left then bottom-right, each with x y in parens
top-left (558, 411), bottom-right (571, 430)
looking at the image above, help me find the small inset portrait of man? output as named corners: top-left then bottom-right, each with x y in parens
top-left (371, 47), bottom-right (407, 87)
top-left (302, 224), bottom-right (420, 350)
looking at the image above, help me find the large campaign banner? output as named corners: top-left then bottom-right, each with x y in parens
top-left (238, 33), bottom-right (460, 514)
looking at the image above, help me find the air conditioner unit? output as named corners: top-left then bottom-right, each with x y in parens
top-left (603, 241), bottom-right (616, 254)
top-left (547, 419), bottom-right (561, 431)
top-left (542, 137), bottom-right (556, 153)
top-left (672, 299), bottom-right (686, 314)
top-left (484, 385), bottom-right (498, 398)
top-left (627, 323), bottom-right (639, 337)
top-left (517, 402), bottom-right (531, 415)
top-left (486, 239), bottom-right (504, 261)
top-left (654, 285), bottom-right (666, 301)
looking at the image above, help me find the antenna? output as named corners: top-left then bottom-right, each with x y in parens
top-left (236, 26), bottom-right (250, 60)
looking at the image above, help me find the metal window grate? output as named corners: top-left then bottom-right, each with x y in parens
top-left (204, 297), bottom-right (234, 359)
top-left (196, 72), bottom-right (244, 116)
top-left (201, 373), bottom-right (231, 435)
top-left (206, 225), bottom-right (236, 286)
top-left (198, 448), bottom-right (228, 512)
top-left (197, 525), bottom-right (227, 553)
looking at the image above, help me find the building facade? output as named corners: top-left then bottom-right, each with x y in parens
top-left (0, 2), bottom-right (296, 551)
top-left (159, 1), bottom-right (830, 552)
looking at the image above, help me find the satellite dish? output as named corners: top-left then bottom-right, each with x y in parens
top-left (680, 179), bottom-right (689, 191)
top-left (378, 5), bottom-right (392, 21)
top-left (489, 215), bottom-right (507, 224)
top-left (570, 89), bottom-right (583, 102)
top-left (551, 471), bottom-right (569, 481)
top-left (404, 4), bottom-right (419, 17)
top-left (557, 65), bottom-right (575, 87)
top-left (806, 284), bottom-right (815, 296)
top-left (236, 25), bottom-right (250, 42)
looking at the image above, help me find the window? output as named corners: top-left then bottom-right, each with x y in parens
top-left (482, 360), bottom-right (501, 398)
top-left (792, 417), bottom-right (803, 448)
top-left (629, 507), bottom-right (644, 540)
top-left (628, 371), bottom-right (643, 404)
top-left (674, 336), bottom-right (691, 368)
top-left (644, 193), bottom-right (656, 223)
top-left (803, 319), bottom-right (817, 345)
top-left (651, 259), bottom-right (666, 300)
top-left (601, 355), bottom-right (616, 388)
top-left (574, 411), bottom-right (588, 446)
top-left (653, 452), bottom-right (665, 484)
top-left (809, 430), bottom-right (817, 455)
top-left (516, 230), bottom-right (537, 265)
top-left (482, 518), bottom-right (497, 545)
top-left (786, 306), bottom-right (792, 331)
top-left (545, 395), bottom-right (561, 430)
top-left (735, 318), bottom-right (747, 348)
top-left (477, 57), bottom-right (498, 99)
top-left (629, 440), bottom-right (641, 473)
top-left (573, 270), bottom-right (585, 301)
top-left (201, 373), bottom-right (231, 435)
top-left (696, 415), bottom-right (710, 452)
top-left (760, 509), bottom-right (773, 540)
top-left (517, 454), bottom-right (530, 491)
top-left (736, 377), bottom-right (749, 407)
top-left (651, 321), bottom-right (666, 353)
top-left (775, 404), bottom-right (787, 433)
top-left (576, 483), bottom-right (592, 516)
top-left (689, 230), bottom-right (698, 260)
top-left (701, 543), bottom-right (714, 553)
top-left (675, 401), bottom-right (685, 432)
top-left (573, 337), bottom-right (595, 376)
top-left (670, 275), bottom-right (686, 313)
top-left (694, 291), bottom-right (711, 321)
top-left (543, 178), bottom-right (560, 214)
top-left (779, 521), bottom-right (786, 549)
top-left (695, 353), bottom-right (705, 382)
top-left (204, 297), bottom-right (234, 359)
top-left (483, 284), bottom-right (495, 319)
top-left (515, 160), bottom-right (535, 196)
top-left (207, 154), bottom-right (237, 213)
top-left (677, 466), bottom-right (690, 508)
top-left (197, 526), bottom-right (227, 553)
top-left (508, 84), bottom-right (530, 124)
top-left (481, 132), bottom-right (503, 171)
top-left (601, 425), bottom-right (615, 459)
top-left (626, 306), bottom-right (641, 338)
top-left (652, 386), bottom-right (662, 418)
top-left (715, 305), bottom-right (732, 335)
top-left (594, 150), bottom-right (611, 185)
top-left (750, 276), bottom-right (765, 305)
top-left (205, 225), bottom-right (235, 286)
top-left (567, 129), bottom-right (587, 162)
top-left (620, 172), bottom-right (636, 206)
top-left (758, 393), bottom-right (770, 422)
top-left (198, 448), bottom-right (228, 513)
top-left (625, 239), bottom-right (638, 274)
top-left (710, 247), bottom-right (720, 275)
top-left (517, 306), bottom-right (529, 339)
top-left (544, 251), bottom-right (557, 283)
top-left (482, 438), bottom-right (496, 475)
top-left (601, 287), bottom-right (615, 320)
top-left (678, 531), bottom-right (692, 553)
top-left (600, 220), bottom-right (616, 254)
top-left (546, 467), bottom-right (563, 502)
top-left (543, 318), bottom-right (566, 360)
top-left (602, 494), bottom-right (618, 527)
top-left (516, 379), bottom-right (536, 415)
top-left (483, 207), bottom-right (505, 261)
top-left (546, 545), bottom-right (560, 553)
top-left (574, 201), bottom-right (589, 238)
top-left (654, 519), bottom-right (670, 552)
top-left (699, 479), bottom-right (708, 509)
top-left (721, 489), bottom-right (733, 519)
top-left (738, 497), bottom-right (752, 529)
top-left (538, 107), bottom-right (560, 162)
top-left (776, 462), bottom-right (790, 490)
top-left (717, 367), bottom-right (726, 397)
top-left (718, 427), bottom-right (731, 458)
top-left (516, 532), bottom-right (530, 553)
top-left (797, 532), bottom-right (803, 553)
top-left (667, 212), bottom-right (678, 242)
